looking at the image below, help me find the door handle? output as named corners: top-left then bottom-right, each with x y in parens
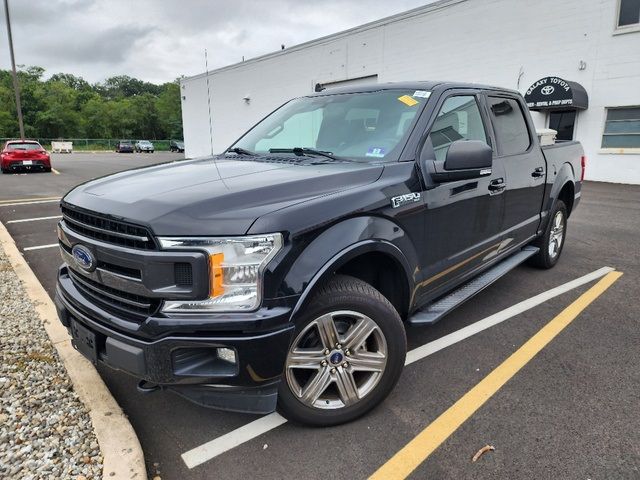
top-left (488, 178), bottom-right (506, 193)
top-left (532, 167), bottom-right (545, 178)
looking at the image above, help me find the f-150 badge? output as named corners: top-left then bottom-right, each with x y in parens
top-left (391, 192), bottom-right (421, 208)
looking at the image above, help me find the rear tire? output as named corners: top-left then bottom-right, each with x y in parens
top-left (277, 274), bottom-right (406, 426)
top-left (528, 200), bottom-right (567, 269)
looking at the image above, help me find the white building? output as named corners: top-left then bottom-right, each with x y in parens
top-left (180, 0), bottom-right (640, 184)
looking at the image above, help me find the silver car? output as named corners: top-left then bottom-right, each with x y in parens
top-left (135, 140), bottom-right (154, 153)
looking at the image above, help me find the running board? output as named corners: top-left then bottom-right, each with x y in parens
top-left (408, 246), bottom-right (539, 326)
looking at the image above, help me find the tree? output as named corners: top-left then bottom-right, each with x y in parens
top-left (0, 66), bottom-right (183, 141)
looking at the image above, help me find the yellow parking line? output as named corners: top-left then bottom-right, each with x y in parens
top-left (51, 168), bottom-right (60, 175)
top-left (369, 270), bottom-right (623, 480)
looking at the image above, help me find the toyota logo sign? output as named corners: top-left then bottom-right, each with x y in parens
top-left (541, 85), bottom-right (555, 95)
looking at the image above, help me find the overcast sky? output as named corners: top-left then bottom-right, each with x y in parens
top-left (0, 0), bottom-right (434, 85)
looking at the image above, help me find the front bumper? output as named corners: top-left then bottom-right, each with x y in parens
top-left (56, 267), bottom-right (296, 413)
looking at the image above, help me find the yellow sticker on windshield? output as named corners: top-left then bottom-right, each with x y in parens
top-left (398, 95), bottom-right (419, 106)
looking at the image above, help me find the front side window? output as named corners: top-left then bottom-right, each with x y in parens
top-left (427, 95), bottom-right (487, 162)
top-left (618, 0), bottom-right (640, 27)
top-left (487, 97), bottom-right (531, 156)
top-left (602, 107), bottom-right (640, 148)
top-left (232, 90), bottom-right (426, 162)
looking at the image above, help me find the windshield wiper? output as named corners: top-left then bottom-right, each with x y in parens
top-left (226, 147), bottom-right (257, 156)
top-left (269, 147), bottom-right (353, 162)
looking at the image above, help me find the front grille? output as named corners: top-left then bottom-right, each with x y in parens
top-left (61, 206), bottom-right (156, 250)
top-left (60, 241), bottom-right (142, 279)
top-left (68, 268), bottom-right (159, 319)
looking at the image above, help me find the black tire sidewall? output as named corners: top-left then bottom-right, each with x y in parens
top-left (277, 275), bottom-right (406, 427)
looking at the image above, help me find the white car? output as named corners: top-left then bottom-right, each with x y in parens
top-left (135, 140), bottom-right (154, 153)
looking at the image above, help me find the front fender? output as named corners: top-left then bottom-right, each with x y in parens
top-left (278, 216), bottom-right (418, 318)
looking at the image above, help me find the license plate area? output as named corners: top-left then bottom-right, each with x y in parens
top-left (22, 160), bottom-right (33, 166)
top-left (71, 320), bottom-right (98, 364)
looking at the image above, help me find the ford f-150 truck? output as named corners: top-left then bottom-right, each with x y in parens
top-left (55, 81), bottom-right (584, 426)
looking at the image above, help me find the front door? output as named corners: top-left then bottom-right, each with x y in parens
top-left (415, 92), bottom-right (506, 303)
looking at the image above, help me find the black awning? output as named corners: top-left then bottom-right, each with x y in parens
top-left (524, 77), bottom-right (588, 111)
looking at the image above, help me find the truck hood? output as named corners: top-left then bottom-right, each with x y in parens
top-left (63, 156), bottom-right (384, 235)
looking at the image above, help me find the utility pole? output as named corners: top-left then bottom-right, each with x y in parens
top-left (3, 0), bottom-right (25, 139)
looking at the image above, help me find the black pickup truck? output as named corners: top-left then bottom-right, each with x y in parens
top-left (55, 82), bottom-right (584, 426)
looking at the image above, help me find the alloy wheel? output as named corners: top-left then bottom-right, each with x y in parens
top-left (285, 310), bottom-right (388, 410)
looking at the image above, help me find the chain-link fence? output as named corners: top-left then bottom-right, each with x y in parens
top-left (0, 138), bottom-right (178, 152)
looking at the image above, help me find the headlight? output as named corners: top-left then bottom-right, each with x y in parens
top-left (158, 234), bottom-right (283, 313)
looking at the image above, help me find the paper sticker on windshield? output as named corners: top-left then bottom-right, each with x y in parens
top-left (366, 147), bottom-right (386, 158)
top-left (413, 90), bottom-right (431, 98)
top-left (398, 95), bottom-right (419, 107)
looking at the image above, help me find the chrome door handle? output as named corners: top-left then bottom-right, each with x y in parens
top-left (488, 178), bottom-right (506, 193)
top-left (532, 167), bottom-right (545, 178)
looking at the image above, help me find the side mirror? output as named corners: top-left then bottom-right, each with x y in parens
top-left (431, 140), bottom-right (493, 182)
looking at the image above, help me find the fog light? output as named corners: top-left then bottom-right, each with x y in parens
top-left (217, 347), bottom-right (236, 364)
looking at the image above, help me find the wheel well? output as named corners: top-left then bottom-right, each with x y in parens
top-left (558, 181), bottom-right (575, 217)
top-left (334, 252), bottom-right (409, 320)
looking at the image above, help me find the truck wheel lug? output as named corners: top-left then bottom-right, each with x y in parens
top-left (345, 349), bottom-right (351, 356)
top-left (335, 343), bottom-right (342, 349)
top-left (323, 349), bottom-right (330, 355)
top-left (321, 360), bottom-right (327, 367)
top-left (330, 368), bottom-right (336, 374)
top-left (342, 362), bottom-right (348, 368)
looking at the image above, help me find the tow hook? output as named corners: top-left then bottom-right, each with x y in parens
top-left (137, 380), bottom-right (161, 394)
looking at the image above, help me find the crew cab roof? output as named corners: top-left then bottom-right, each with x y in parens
top-left (310, 81), bottom-right (520, 97)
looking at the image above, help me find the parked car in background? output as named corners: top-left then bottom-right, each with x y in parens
top-left (1, 140), bottom-right (51, 173)
top-left (169, 140), bottom-right (184, 152)
top-left (115, 140), bottom-right (134, 153)
top-left (135, 140), bottom-right (154, 153)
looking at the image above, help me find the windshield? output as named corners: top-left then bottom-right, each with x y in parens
top-left (231, 89), bottom-right (428, 162)
top-left (7, 142), bottom-right (42, 151)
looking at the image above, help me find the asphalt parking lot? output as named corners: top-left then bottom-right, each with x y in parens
top-left (1, 154), bottom-right (639, 479)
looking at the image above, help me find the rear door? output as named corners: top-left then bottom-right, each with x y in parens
top-left (485, 94), bottom-right (546, 248)
top-left (416, 91), bottom-right (506, 301)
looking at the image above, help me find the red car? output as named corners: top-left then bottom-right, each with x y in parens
top-left (1, 140), bottom-right (52, 173)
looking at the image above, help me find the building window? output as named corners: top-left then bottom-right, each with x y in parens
top-left (549, 111), bottom-right (576, 141)
top-left (601, 107), bottom-right (640, 148)
top-left (617, 0), bottom-right (640, 28)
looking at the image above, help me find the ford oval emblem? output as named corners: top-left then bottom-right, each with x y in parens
top-left (71, 244), bottom-right (96, 272)
top-left (329, 351), bottom-right (344, 365)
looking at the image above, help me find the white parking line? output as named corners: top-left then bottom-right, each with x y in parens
top-left (7, 215), bottom-right (62, 224)
top-left (180, 266), bottom-right (614, 469)
top-left (23, 243), bottom-right (58, 251)
top-left (0, 198), bottom-right (60, 207)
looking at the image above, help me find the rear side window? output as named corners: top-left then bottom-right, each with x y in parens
top-left (487, 97), bottom-right (531, 156)
top-left (7, 143), bottom-right (41, 150)
top-left (428, 95), bottom-right (487, 162)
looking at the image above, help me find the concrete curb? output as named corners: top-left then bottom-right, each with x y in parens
top-left (0, 221), bottom-right (147, 480)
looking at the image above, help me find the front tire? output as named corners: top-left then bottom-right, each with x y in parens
top-left (277, 275), bottom-right (406, 426)
top-left (528, 200), bottom-right (567, 269)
